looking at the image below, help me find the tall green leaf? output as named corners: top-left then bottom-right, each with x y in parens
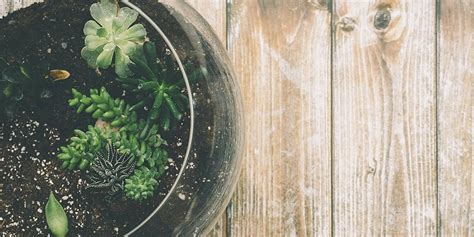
top-left (45, 192), bottom-right (69, 237)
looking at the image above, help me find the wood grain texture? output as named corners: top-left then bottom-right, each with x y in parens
top-left (185, 0), bottom-right (227, 46)
top-left (0, 0), bottom-right (41, 17)
top-left (228, 0), bottom-right (332, 236)
top-left (332, 0), bottom-right (437, 235)
top-left (2, 0), bottom-right (474, 236)
top-left (437, 0), bottom-right (473, 236)
top-left (184, 1), bottom-right (228, 236)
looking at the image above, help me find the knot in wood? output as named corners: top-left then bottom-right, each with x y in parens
top-left (374, 8), bottom-right (391, 30)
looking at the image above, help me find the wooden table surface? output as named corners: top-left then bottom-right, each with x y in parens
top-left (1, 0), bottom-right (472, 236)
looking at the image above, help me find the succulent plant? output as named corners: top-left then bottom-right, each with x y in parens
top-left (61, 87), bottom-right (170, 200)
top-left (86, 143), bottom-right (136, 201)
top-left (81, 0), bottom-right (147, 78)
top-left (57, 125), bottom-right (109, 170)
top-left (69, 87), bottom-right (134, 128)
top-left (68, 87), bottom-right (168, 169)
top-left (109, 123), bottom-right (168, 171)
top-left (62, 87), bottom-right (168, 177)
top-left (124, 167), bottom-right (158, 201)
top-left (45, 192), bottom-right (69, 237)
top-left (117, 41), bottom-right (207, 130)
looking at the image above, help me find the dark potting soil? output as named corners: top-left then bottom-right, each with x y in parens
top-left (0, 0), bottom-right (204, 236)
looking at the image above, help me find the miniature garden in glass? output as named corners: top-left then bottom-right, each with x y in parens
top-left (0, 0), bottom-right (243, 236)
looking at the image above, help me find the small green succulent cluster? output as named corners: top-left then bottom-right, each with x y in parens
top-left (118, 41), bottom-right (207, 130)
top-left (124, 167), bottom-right (158, 201)
top-left (108, 119), bottom-right (168, 175)
top-left (57, 126), bottom-right (107, 170)
top-left (68, 87), bottom-right (168, 171)
top-left (69, 87), bottom-right (134, 128)
top-left (81, 0), bottom-right (147, 78)
top-left (59, 87), bottom-right (168, 200)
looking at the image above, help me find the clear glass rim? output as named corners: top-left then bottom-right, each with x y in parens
top-left (121, 0), bottom-right (196, 235)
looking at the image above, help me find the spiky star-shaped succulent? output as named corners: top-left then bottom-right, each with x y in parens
top-left (81, 0), bottom-right (147, 78)
top-left (86, 143), bottom-right (136, 201)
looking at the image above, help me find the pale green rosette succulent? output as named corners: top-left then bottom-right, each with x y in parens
top-left (81, 0), bottom-right (147, 78)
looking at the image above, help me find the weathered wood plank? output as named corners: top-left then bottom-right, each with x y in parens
top-left (185, 0), bottom-right (227, 46)
top-left (0, 0), bottom-right (42, 17)
top-left (184, 1), bottom-right (228, 236)
top-left (332, 0), bottom-right (437, 235)
top-left (5, 0), bottom-right (474, 235)
top-left (228, 0), bottom-right (332, 236)
top-left (437, 0), bottom-right (473, 236)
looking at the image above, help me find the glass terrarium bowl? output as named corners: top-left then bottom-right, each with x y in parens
top-left (1, 0), bottom-right (243, 236)
top-left (123, 0), bottom-right (244, 236)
